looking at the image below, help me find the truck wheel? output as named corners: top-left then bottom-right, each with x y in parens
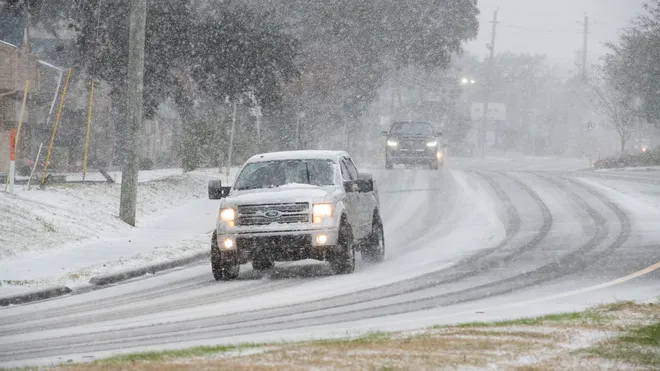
top-left (363, 214), bottom-right (385, 263)
top-left (252, 256), bottom-right (274, 271)
top-left (329, 222), bottom-right (355, 274)
top-left (211, 232), bottom-right (239, 281)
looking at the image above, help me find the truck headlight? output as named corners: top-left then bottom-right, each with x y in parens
top-left (219, 208), bottom-right (236, 227)
top-left (387, 140), bottom-right (398, 147)
top-left (426, 141), bottom-right (438, 147)
top-left (312, 203), bottom-right (333, 224)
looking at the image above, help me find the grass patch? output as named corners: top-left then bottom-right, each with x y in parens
top-left (597, 300), bottom-right (639, 312)
top-left (306, 331), bottom-right (393, 347)
top-left (51, 301), bottom-right (659, 371)
top-left (586, 344), bottom-right (660, 367)
top-left (444, 310), bottom-right (606, 328)
top-left (620, 322), bottom-right (660, 347)
top-left (95, 343), bottom-right (262, 364)
top-left (584, 321), bottom-right (660, 367)
top-left (455, 329), bottom-right (554, 340)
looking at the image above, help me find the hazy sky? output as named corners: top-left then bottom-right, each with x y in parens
top-left (464, 0), bottom-right (646, 69)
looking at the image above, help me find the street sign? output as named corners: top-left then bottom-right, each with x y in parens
top-left (471, 102), bottom-right (506, 121)
top-left (586, 121), bottom-right (595, 131)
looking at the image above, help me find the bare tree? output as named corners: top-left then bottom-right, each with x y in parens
top-left (587, 68), bottom-right (638, 152)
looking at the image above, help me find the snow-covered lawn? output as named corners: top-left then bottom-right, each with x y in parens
top-left (0, 167), bottom-right (238, 294)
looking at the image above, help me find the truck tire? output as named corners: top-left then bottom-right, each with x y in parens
top-left (329, 221), bottom-right (355, 274)
top-left (211, 232), bottom-right (239, 281)
top-left (362, 213), bottom-right (385, 263)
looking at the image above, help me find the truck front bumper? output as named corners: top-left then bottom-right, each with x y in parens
top-left (216, 227), bottom-right (340, 263)
top-left (387, 148), bottom-right (441, 163)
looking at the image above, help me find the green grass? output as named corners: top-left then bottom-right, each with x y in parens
top-left (584, 321), bottom-right (660, 367)
top-left (308, 331), bottom-right (393, 346)
top-left (597, 300), bottom-right (638, 312)
top-left (95, 332), bottom-right (393, 365)
top-left (438, 310), bottom-right (607, 329)
top-left (620, 321), bottom-right (660, 347)
top-left (95, 343), bottom-right (263, 364)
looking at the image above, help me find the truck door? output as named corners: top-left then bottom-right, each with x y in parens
top-left (339, 158), bottom-right (362, 239)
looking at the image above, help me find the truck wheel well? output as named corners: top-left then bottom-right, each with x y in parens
top-left (339, 214), bottom-right (353, 240)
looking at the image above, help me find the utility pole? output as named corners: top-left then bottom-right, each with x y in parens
top-left (479, 7), bottom-right (499, 159)
top-left (580, 13), bottom-right (589, 81)
top-left (226, 100), bottom-right (237, 184)
top-left (119, 0), bottom-right (147, 226)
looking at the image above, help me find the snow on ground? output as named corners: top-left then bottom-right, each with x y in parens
top-left (450, 153), bottom-right (589, 171)
top-left (3, 169), bottom-right (507, 336)
top-left (0, 167), bottom-right (239, 295)
top-left (595, 165), bottom-right (660, 172)
top-left (575, 176), bottom-right (660, 236)
top-left (13, 167), bottom-right (188, 183)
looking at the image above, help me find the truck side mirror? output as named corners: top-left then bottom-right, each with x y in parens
top-left (356, 173), bottom-right (374, 192)
top-left (209, 179), bottom-right (231, 199)
top-left (343, 180), bottom-right (359, 193)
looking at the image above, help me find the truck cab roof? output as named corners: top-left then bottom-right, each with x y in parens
top-left (245, 150), bottom-right (351, 163)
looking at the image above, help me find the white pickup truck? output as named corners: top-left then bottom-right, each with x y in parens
top-left (208, 150), bottom-right (385, 280)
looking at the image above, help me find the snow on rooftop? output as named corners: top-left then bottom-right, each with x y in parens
top-left (247, 150), bottom-right (350, 163)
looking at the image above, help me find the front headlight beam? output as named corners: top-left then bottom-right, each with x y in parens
top-left (219, 208), bottom-right (236, 227)
top-left (312, 203), bottom-right (334, 224)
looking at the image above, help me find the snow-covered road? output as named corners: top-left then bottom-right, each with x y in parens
top-left (1, 158), bottom-right (660, 367)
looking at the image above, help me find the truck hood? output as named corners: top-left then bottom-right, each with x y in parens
top-left (224, 185), bottom-right (334, 206)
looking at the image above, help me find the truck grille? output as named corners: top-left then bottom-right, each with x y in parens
top-left (236, 202), bottom-right (310, 226)
top-left (400, 139), bottom-right (426, 150)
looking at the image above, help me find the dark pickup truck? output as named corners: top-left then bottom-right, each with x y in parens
top-left (382, 121), bottom-right (446, 169)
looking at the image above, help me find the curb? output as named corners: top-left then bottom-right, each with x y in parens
top-left (89, 250), bottom-right (211, 286)
top-left (0, 286), bottom-right (72, 307)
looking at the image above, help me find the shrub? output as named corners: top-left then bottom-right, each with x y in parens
top-left (594, 147), bottom-right (660, 169)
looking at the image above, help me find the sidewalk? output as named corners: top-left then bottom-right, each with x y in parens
top-left (0, 198), bottom-right (220, 293)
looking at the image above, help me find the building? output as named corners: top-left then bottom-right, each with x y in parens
top-left (0, 37), bottom-right (39, 173)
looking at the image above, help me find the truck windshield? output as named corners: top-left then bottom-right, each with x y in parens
top-left (233, 159), bottom-right (336, 190)
top-left (390, 122), bottom-right (434, 136)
